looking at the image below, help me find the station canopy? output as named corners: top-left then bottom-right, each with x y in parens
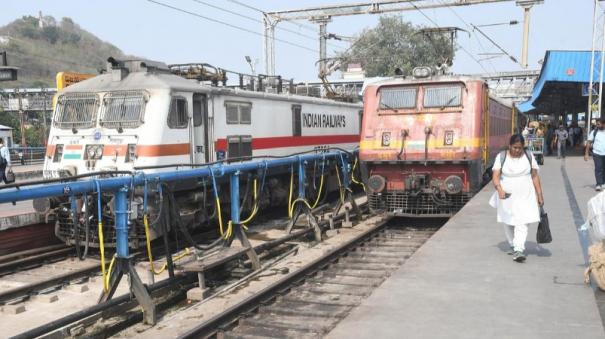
top-left (517, 50), bottom-right (599, 116)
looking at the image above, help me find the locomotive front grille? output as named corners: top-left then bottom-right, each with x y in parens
top-left (369, 191), bottom-right (471, 217)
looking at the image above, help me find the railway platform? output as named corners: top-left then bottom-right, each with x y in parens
top-left (328, 155), bottom-right (605, 339)
top-left (0, 163), bottom-right (44, 228)
top-left (0, 163), bottom-right (54, 255)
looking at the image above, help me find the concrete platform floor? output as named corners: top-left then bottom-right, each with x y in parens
top-left (328, 155), bottom-right (605, 339)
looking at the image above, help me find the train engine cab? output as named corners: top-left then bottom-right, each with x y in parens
top-left (360, 69), bottom-right (511, 217)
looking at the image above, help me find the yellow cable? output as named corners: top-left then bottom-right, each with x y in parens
top-left (173, 248), bottom-right (191, 261)
top-left (288, 167), bottom-right (294, 218)
top-left (143, 214), bottom-right (192, 274)
top-left (310, 174), bottom-right (324, 209)
top-left (97, 221), bottom-right (109, 292)
top-left (104, 255), bottom-right (116, 290)
top-left (351, 157), bottom-right (366, 191)
top-left (240, 179), bottom-right (258, 224)
top-left (288, 197), bottom-right (314, 217)
top-left (143, 214), bottom-right (167, 275)
top-left (216, 197), bottom-right (225, 236)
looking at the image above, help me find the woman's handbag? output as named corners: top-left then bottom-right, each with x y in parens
top-left (5, 170), bottom-right (15, 184)
top-left (536, 207), bottom-right (552, 243)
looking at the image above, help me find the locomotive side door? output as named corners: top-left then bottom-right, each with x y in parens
top-left (192, 93), bottom-right (209, 163)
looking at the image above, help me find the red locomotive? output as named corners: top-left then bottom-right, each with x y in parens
top-left (360, 67), bottom-right (513, 216)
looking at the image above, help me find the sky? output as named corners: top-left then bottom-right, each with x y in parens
top-left (0, 0), bottom-right (595, 81)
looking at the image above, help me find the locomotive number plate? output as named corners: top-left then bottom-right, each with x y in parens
top-left (444, 130), bottom-right (454, 146)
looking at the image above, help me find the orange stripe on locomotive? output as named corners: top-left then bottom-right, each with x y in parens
top-left (359, 76), bottom-right (513, 216)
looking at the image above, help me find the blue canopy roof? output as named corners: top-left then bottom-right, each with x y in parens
top-left (517, 50), bottom-right (600, 113)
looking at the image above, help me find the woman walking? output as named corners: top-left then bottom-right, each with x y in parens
top-left (489, 134), bottom-right (544, 262)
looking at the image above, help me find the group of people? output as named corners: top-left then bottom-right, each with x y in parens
top-left (522, 122), bottom-right (584, 159)
top-left (545, 123), bottom-right (583, 158)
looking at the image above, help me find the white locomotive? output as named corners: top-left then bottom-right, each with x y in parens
top-left (39, 58), bottom-right (362, 247)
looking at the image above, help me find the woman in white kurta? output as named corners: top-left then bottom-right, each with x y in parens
top-left (490, 134), bottom-right (544, 262)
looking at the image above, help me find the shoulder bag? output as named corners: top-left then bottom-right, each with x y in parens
top-left (536, 206), bottom-right (552, 244)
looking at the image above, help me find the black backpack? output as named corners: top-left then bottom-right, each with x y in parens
top-left (499, 149), bottom-right (532, 169)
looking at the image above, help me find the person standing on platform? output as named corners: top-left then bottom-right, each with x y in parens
top-left (0, 138), bottom-right (11, 184)
top-left (545, 125), bottom-right (554, 156)
top-left (585, 118), bottom-right (605, 191)
top-left (490, 134), bottom-right (544, 263)
top-left (554, 125), bottom-right (569, 159)
top-left (574, 125), bottom-right (582, 148)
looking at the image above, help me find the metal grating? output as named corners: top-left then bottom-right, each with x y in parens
top-left (54, 93), bottom-right (100, 129)
top-left (423, 86), bottom-right (462, 108)
top-left (100, 90), bottom-right (147, 129)
top-left (55, 205), bottom-right (147, 248)
top-left (369, 191), bottom-right (471, 216)
top-left (380, 87), bottom-right (417, 109)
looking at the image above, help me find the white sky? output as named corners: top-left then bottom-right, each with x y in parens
top-left (0, 0), bottom-right (594, 80)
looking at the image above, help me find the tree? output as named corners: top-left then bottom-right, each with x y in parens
top-left (42, 26), bottom-right (60, 44)
top-left (0, 111), bottom-right (21, 143)
top-left (338, 16), bottom-right (456, 77)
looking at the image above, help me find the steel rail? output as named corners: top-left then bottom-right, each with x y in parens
top-left (178, 215), bottom-right (392, 339)
top-left (0, 247), bottom-right (75, 275)
top-left (0, 263), bottom-right (99, 305)
top-left (0, 244), bottom-right (69, 264)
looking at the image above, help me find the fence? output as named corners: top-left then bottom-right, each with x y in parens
top-left (8, 147), bottom-right (46, 165)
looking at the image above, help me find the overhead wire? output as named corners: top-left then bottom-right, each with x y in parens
top-left (191, 0), bottom-right (346, 51)
top-left (225, 0), bottom-right (320, 34)
top-left (437, 0), bottom-right (499, 73)
top-left (410, 2), bottom-right (489, 73)
top-left (146, 0), bottom-right (318, 53)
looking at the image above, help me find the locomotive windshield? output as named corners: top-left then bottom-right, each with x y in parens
top-left (379, 87), bottom-right (417, 109)
top-left (99, 90), bottom-right (147, 129)
top-left (423, 85), bottom-right (462, 108)
top-left (53, 93), bottom-right (100, 129)
top-left (53, 91), bottom-right (147, 130)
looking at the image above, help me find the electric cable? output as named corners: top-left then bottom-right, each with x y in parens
top-left (225, 0), bottom-right (320, 33)
top-left (191, 0), bottom-right (345, 50)
top-left (146, 0), bottom-right (318, 53)
top-left (437, 0), bottom-right (499, 72)
top-left (410, 3), bottom-right (488, 73)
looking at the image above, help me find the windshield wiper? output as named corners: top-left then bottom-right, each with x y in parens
top-left (380, 102), bottom-right (398, 111)
top-left (440, 96), bottom-right (458, 110)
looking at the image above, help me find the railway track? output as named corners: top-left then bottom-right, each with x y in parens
top-left (179, 216), bottom-right (444, 339)
top-left (0, 244), bottom-right (74, 276)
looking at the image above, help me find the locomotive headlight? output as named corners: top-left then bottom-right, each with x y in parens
top-left (95, 146), bottom-right (103, 158)
top-left (126, 144), bottom-right (137, 162)
top-left (367, 174), bottom-right (386, 193)
top-left (85, 145), bottom-right (104, 160)
top-left (412, 66), bottom-right (432, 78)
top-left (444, 175), bottom-right (464, 194)
top-left (381, 132), bottom-right (391, 147)
top-left (53, 144), bottom-right (64, 163)
top-left (87, 147), bottom-right (96, 159)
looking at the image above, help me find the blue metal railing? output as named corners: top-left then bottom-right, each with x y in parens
top-left (0, 152), bottom-right (350, 203)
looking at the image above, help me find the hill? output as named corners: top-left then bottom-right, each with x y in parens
top-left (0, 14), bottom-right (126, 88)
